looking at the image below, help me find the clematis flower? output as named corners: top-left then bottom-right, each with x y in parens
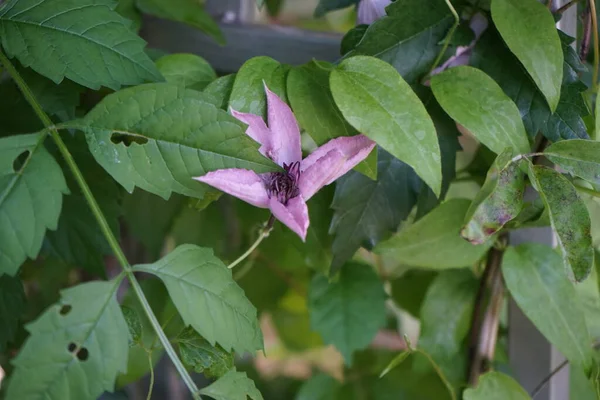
top-left (194, 84), bottom-right (375, 241)
top-left (357, 0), bottom-right (392, 25)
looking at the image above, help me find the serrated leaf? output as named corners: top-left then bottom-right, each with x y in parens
top-left (529, 165), bottom-right (593, 281)
top-left (44, 135), bottom-right (121, 276)
top-left (0, 0), bottom-right (161, 90)
top-left (545, 139), bottom-right (600, 186)
top-left (417, 270), bottom-right (478, 389)
top-left (464, 371), bottom-right (530, 400)
top-left (199, 369), bottom-right (263, 400)
top-left (156, 53), bottom-right (217, 91)
top-left (287, 60), bottom-right (376, 179)
top-left (308, 262), bottom-right (386, 363)
top-left (431, 66), bottom-right (530, 156)
top-left (136, 0), bottom-right (224, 44)
top-left (0, 274), bottom-right (25, 351)
top-left (204, 73), bottom-right (236, 110)
top-left (491, 0), bottom-right (563, 111)
top-left (542, 82), bottom-right (590, 142)
top-left (347, 0), bottom-right (453, 84)
top-left (6, 280), bottom-right (129, 399)
top-left (83, 83), bottom-right (278, 200)
top-left (0, 133), bottom-right (68, 276)
top-left (314, 0), bottom-right (359, 16)
top-left (133, 244), bottom-right (263, 354)
top-left (461, 149), bottom-right (524, 244)
top-left (116, 0), bottom-right (141, 31)
top-left (331, 56), bottom-right (442, 196)
top-left (330, 149), bottom-right (421, 270)
top-left (229, 56), bottom-right (288, 118)
top-left (502, 244), bottom-right (593, 371)
top-left (375, 199), bottom-right (492, 269)
top-left (175, 327), bottom-right (233, 378)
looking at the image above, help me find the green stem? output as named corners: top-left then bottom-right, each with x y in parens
top-left (574, 184), bottom-right (600, 198)
top-left (227, 215), bottom-right (274, 269)
top-left (0, 49), bottom-right (201, 400)
top-left (426, 0), bottom-right (459, 76)
top-left (146, 350), bottom-right (155, 400)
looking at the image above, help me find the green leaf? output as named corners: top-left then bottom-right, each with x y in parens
top-left (6, 280), bottom-right (129, 399)
top-left (529, 165), bottom-right (594, 281)
top-left (314, 0), bottom-right (359, 16)
top-left (121, 306), bottom-right (143, 345)
top-left (175, 327), bottom-right (234, 378)
top-left (287, 60), bottom-right (375, 179)
top-left (0, 77), bottom-right (43, 136)
top-left (133, 244), bottom-right (263, 354)
top-left (204, 73), bottom-right (236, 110)
top-left (491, 0), bottom-right (563, 111)
top-left (0, 0), bottom-right (161, 90)
top-left (296, 373), bottom-right (341, 400)
top-left (340, 24), bottom-right (368, 56)
top-left (375, 199), bottom-right (492, 269)
top-left (0, 274), bottom-right (25, 351)
top-left (156, 53), bottom-right (217, 91)
top-left (463, 371), bottom-right (530, 400)
top-left (461, 149), bottom-right (524, 244)
top-left (199, 369), bottom-right (263, 400)
top-left (136, 0), bottom-right (224, 44)
top-left (0, 133), bottom-right (68, 276)
top-left (380, 351), bottom-right (411, 378)
top-left (116, 0), bottom-right (141, 31)
top-left (83, 83), bottom-right (278, 200)
top-left (542, 82), bottom-right (590, 142)
top-left (347, 0), bottom-right (453, 84)
top-left (229, 56), bottom-right (289, 118)
top-left (418, 270), bottom-right (478, 389)
top-left (308, 262), bottom-right (387, 363)
top-left (431, 66), bottom-right (530, 156)
top-left (502, 243), bottom-right (593, 371)
top-left (44, 135), bottom-right (121, 276)
top-left (330, 149), bottom-right (421, 270)
top-left (545, 139), bottom-right (600, 187)
top-left (331, 55), bottom-right (442, 196)
top-left (390, 270), bottom-right (437, 318)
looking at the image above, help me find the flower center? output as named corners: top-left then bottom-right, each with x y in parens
top-left (264, 162), bottom-right (300, 204)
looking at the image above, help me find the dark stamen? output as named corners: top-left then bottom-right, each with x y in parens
top-left (264, 161), bottom-right (301, 204)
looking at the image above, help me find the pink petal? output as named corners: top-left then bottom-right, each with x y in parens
top-left (264, 84), bottom-right (302, 166)
top-left (299, 135), bottom-right (376, 199)
top-left (299, 149), bottom-right (348, 201)
top-left (357, 0), bottom-right (392, 25)
top-left (230, 108), bottom-right (273, 158)
top-left (269, 196), bottom-right (309, 241)
top-left (194, 169), bottom-right (269, 208)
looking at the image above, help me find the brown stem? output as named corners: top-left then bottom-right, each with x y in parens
top-left (581, 3), bottom-right (593, 61)
top-left (467, 242), bottom-right (506, 386)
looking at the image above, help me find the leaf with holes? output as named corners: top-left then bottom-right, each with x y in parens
top-left (545, 139), bottom-right (600, 187)
top-left (6, 280), bottom-right (129, 399)
top-left (82, 83), bottom-right (278, 200)
top-left (329, 149), bottom-right (421, 271)
top-left (491, 0), bottom-right (563, 111)
top-left (529, 165), bottom-right (594, 281)
top-left (156, 53), bottom-right (217, 91)
top-left (0, 274), bottom-right (25, 351)
top-left (0, 0), bottom-right (161, 90)
top-left (175, 327), bottom-right (234, 378)
top-left (464, 371), bottom-right (530, 400)
top-left (503, 244), bottom-right (593, 372)
top-left (229, 56), bottom-right (289, 118)
top-left (0, 133), bottom-right (68, 276)
top-left (431, 66), bottom-right (530, 156)
top-left (136, 0), bottom-right (224, 45)
top-left (308, 262), bottom-right (386, 363)
top-left (462, 149), bottom-right (525, 244)
top-left (199, 369), bottom-right (263, 400)
top-left (375, 199), bottom-right (493, 269)
top-left (133, 244), bottom-right (263, 354)
top-left (347, 0), bottom-right (453, 84)
top-left (44, 135), bottom-right (121, 276)
top-left (287, 60), bottom-right (376, 179)
top-left (331, 56), bottom-right (442, 196)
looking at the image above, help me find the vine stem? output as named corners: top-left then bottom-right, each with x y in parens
top-left (426, 0), bottom-right (459, 76)
top-left (591, 0), bottom-right (600, 92)
top-left (0, 50), bottom-right (202, 400)
top-left (227, 215), bottom-right (275, 269)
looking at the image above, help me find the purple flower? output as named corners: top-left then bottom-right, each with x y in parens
top-left (194, 85), bottom-right (375, 241)
top-left (357, 0), bottom-right (392, 25)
